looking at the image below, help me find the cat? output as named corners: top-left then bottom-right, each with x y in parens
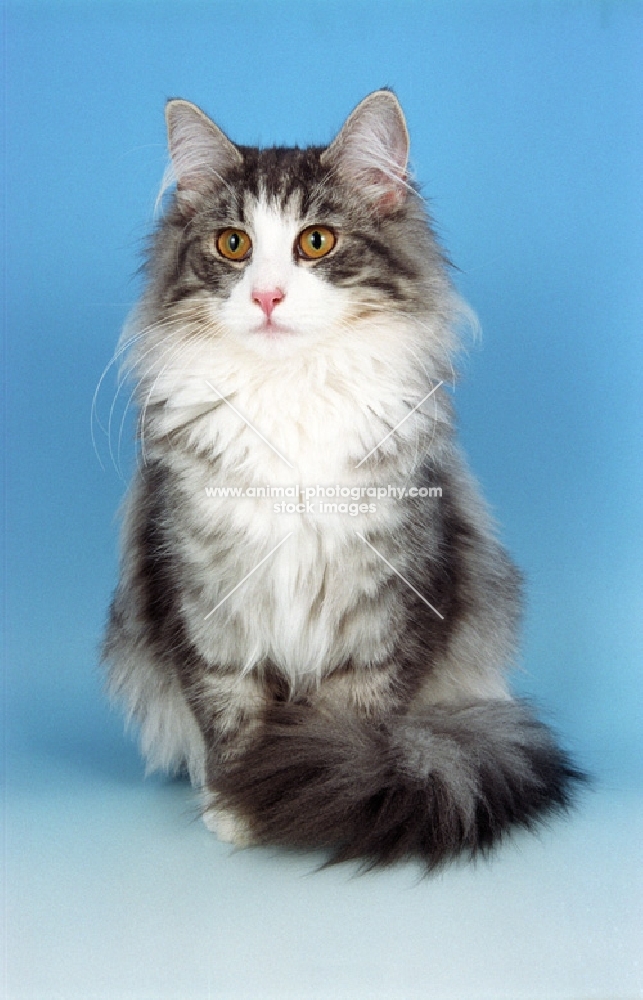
top-left (103, 90), bottom-right (584, 868)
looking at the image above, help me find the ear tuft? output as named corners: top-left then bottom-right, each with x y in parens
top-left (321, 90), bottom-right (410, 213)
top-left (165, 100), bottom-right (242, 213)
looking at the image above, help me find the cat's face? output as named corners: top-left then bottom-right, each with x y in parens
top-left (149, 91), bottom-right (443, 361)
top-left (183, 188), bottom-right (355, 359)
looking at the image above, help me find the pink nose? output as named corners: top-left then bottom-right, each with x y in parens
top-left (252, 288), bottom-right (285, 318)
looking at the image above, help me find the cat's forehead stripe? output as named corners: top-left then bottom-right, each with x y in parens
top-left (237, 145), bottom-right (329, 212)
top-left (251, 193), bottom-right (299, 223)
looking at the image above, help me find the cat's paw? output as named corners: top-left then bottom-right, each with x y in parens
top-left (203, 805), bottom-right (256, 848)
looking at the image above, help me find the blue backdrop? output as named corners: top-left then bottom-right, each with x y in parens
top-left (5, 2), bottom-right (642, 998)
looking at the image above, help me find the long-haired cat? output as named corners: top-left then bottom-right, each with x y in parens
top-left (103, 90), bottom-right (584, 867)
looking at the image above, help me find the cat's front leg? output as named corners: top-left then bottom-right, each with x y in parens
top-left (312, 661), bottom-right (402, 718)
top-left (185, 669), bottom-right (266, 847)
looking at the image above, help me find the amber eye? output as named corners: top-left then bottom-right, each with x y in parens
top-left (297, 226), bottom-right (336, 260)
top-left (216, 229), bottom-right (252, 261)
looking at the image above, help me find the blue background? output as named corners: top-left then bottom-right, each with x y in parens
top-left (4, 2), bottom-right (642, 997)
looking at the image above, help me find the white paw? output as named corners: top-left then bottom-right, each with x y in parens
top-left (203, 805), bottom-right (256, 848)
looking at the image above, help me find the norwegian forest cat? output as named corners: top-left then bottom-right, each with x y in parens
top-left (103, 90), bottom-right (583, 867)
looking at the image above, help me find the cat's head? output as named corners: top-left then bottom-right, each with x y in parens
top-left (145, 90), bottom-right (453, 363)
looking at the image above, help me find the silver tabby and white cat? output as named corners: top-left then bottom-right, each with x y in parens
top-left (104, 90), bottom-right (583, 867)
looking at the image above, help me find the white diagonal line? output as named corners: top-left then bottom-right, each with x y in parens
top-left (355, 380), bottom-right (444, 469)
top-left (204, 379), bottom-right (294, 469)
top-left (355, 532), bottom-right (444, 620)
top-left (204, 532), bottom-right (294, 621)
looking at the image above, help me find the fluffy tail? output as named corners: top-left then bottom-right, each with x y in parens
top-left (211, 699), bottom-right (586, 868)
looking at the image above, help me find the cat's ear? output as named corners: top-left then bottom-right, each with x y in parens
top-left (165, 100), bottom-right (242, 213)
top-left (321, 90), bottom-right (410, 213)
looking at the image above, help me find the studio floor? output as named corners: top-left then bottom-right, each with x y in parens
top-left (5, 719), bottom-right (642, 1000)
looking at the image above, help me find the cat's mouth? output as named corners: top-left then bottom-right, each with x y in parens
top-left (254, 319), bottom-right (296, 337)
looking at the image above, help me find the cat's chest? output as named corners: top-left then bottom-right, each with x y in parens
top-left (173, 409), bottom-right (407, 678)
top-left (168, 358), bottom-right (419, 677)
top-left (176, 482), bottom-right (400, 676)
top-left (178, 360), bottom-right (401, 489)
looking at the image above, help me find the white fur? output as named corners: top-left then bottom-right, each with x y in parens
top-left (203, 803), bottom-right (255, 847)
top-left (108, 642), bottom-right (207, 787)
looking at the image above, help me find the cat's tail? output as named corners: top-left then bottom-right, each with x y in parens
top-left (210, 699), bottom-right (586, 868)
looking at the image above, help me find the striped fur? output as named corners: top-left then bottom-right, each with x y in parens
top-left (103, 91), bottom-right (584, 868)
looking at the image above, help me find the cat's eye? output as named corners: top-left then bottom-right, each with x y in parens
top-left (216, 229), bottom-right (252, 261)
top-left (297, 226), bottom-right (336, 260)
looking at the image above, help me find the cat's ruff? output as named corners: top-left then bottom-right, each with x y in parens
top-left (103, 90), bottom-right (584, 868)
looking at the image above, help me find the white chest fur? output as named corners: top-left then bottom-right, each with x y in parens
top-left (172, 362), bottom-right (413, 683)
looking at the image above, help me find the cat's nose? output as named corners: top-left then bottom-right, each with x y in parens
top-left (252, 288), bottom-right (285, 318)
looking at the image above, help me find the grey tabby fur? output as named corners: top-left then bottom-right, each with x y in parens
top-left (104, 90), bottom-right (584, 868)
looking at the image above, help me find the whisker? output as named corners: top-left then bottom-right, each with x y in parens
top-left (126, 328), bottom-right (205, 471)
top-left (90, 327), bottom-right (150, 469)
top-left (94, 310), bottom-right (187, 471)
top-left (108, 317), bottom-right (194, 477)
top-left (138, 325), bottom-right (216, 468)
